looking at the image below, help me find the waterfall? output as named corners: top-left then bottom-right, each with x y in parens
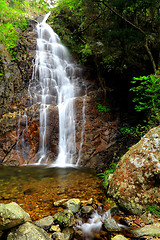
top-left (27, 12), bottom-right (85, 166)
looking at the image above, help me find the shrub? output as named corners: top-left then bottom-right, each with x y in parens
top-left (130, 71), bottom-right (160, 126)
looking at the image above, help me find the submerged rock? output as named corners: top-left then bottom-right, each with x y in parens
top-left (63, 198), bottom-right (81, 213)
top-left (108, 125), bottom-right (160, 215)
top-left (7, 222), bottom-right (52, 240)
top-left (0, 202), bottom-right (31, 231)
top-left (35, 216), bottom-right (54, 230)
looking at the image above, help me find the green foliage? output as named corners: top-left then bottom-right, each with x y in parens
top-left (97, 103), bottom-right (110, 113)
top-left (0, 0), bottom-right (48, 53)
top-left (130, 71), bottom-right (160, 126)
top-left (120, 124), bottom-right (149, 139)
top-left (80, 43), bottom-right (94, 63)
top-left (98, 162), bottom-right (117, 187)
top-left (146, 201), bottom-right (160, 217)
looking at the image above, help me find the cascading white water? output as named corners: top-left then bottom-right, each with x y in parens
top-left (28, 12), bottom-right (83, 165)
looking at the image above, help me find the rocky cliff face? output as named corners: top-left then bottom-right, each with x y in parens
top-left (0, 20), bottom-right (37, 165)
top-left (108, 125), bottom-right (160, 215)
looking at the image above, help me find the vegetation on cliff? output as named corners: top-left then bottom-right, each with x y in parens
top-left (0, 0), bottom-right (48, 53)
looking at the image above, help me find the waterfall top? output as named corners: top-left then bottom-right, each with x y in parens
top-left (41, 12), bottom-right (51, 24)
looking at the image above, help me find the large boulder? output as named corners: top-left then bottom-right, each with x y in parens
top-left (7, 222), bottom-right (52, 240)
top-left (0, 202), bottom-right (31, 231)
top-left (108, 126), bottom-right (160, 215)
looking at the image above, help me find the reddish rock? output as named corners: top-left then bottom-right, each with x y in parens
top-left (108, 125), bottom-right (160, 215)
top-left (75, 91), bottom-right (119, 169)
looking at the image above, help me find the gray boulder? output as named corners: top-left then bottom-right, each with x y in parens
top-left (7, 222), bottom-right (52, 240)
top-left (0, 202), bottom-right (31, 231)
top-left (35, 216), bottom-right (54, 230)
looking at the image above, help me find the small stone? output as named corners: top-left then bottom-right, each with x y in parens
top-left (50, 225), bottom-right (61, 233)
top-left (52, 232), bottom-right (65, 240)
top-left (81, 206), bottom-right (94, 214)
top-left (63, 199), bottom-right (81, 213)
top-left (141, 212), bottom-right (154, 224)
top-left (81, 198), bottom-right (93, 206)
top-left (35, 216), bottom-right (54, 230)
top-left (62, 227), bottom-right (74, 240)
top-left (53, 199), bottom-right (68, 207)
top-left (103, 216), bottom-right (121, 232)
top-left (53, 210), bottom-right (75, 228)
top-left (111, 234), bottom-right (128, 240)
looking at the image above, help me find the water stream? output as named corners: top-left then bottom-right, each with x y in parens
top-left (27, 12), bottom-right (85, 165)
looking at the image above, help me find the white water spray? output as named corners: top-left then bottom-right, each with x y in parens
top-left (28, 12), bottom-right (84, 165)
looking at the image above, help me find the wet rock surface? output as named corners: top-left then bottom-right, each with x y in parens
top-left (108, 125), bottom-right (160, 215)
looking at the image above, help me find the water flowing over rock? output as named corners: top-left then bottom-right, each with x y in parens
top-left (108, 125), bottom-right (160, 215)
